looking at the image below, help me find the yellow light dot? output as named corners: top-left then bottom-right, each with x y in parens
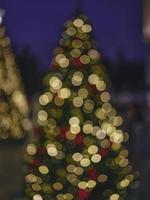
top-left (102, 103), bottom-right (112, 113)
top-left (39, 166), bottom-right (49, 174)
top-left (66, 164), bottom-right (76, 173)
top-left (69, 117), bottom-right (80, 125)
top-left (88, 74), bottom-right (99, 85)
top-left (110, 132), bottom-right (124, 144)
top-left (96, 80), bottom-right (106, 91)
top-left (100, 91), bottom-right (111, 103)
top-left (32, 184), bottom-right (41, 192)
top-left (46, 144), bottom-right (58, 157)
top-left (58, 88), bottom-right (71, 99)
top-left (49, 76), bottom-right (62, 90)
top-left (56, 194), bottom-right (64, 200)
top-left (71, 48), bottom-right (81, 58)
top-left (109, 194), bottom-right (120, 200)
top-left (66, 131), bottom-right (76, 140)
top-left (113, 116), bottom-right (123, 126)
top-left (66, 27), bottom-right (76, 36)
top-left (27, 144), bottom-right (37, 156)
top-left (58, 57), bottom-right (70, 68)
top-left (83, 122), bottom-right (93, 134)
top-left (64, 193), bottom-right (73, 200)
top-left (72, 152), bottom-right (83, 162)
top-left (70, 124), bottom-right (81, 134)
top-left (33, 194), bottom-right (43, 200)
top-left (53, 182), bottom-right (63, 190)
top-left (38, 110), bottom-right (48, 121)
top-left (120, 179), bottom-right (130, 188)
top-left (55, 54), bottom-right (65, 63)
top-left (87, 180), bottom-right (96, 188)
top-left (25, 174), bottom-right (37, 183)
top-left (72, 39), bottom-right (82, 48)
top-left (119, 149), bottom-right (128, 158)
top-left (73, 97), bottom-right (84, 108)
top-left (73, 18), bottom-right (84, 27)
top-left (96, 129), bottom-right (106, 140)
top-left (72, 71), bottom-right (83, 86)
top-left (81, 24), bottom-right (92, 33)
top-left (84, 99), bottom-right (95, 113)
top-left (98, 174), bottom-right (108, 183)
top-left (74, 167), bottom-right (84, 175)
top-left (78, 88), bottom-right (88, 99)
top-left (39, 94), bottom-right (50, 105)
top-left (91, 154), bottom-right (101, 163)
top-left (88, 49), bottom-right (100, 60)
top-left (101, 139), bottom-right (110, 148)
top-left (78, 181), bottom-right (87, 189)
top-left (119, 158), bottom-right (129, 167)
top-left (88, 145), bottom-right (98, 154)
top-left (80, 55), bottom-right (90, 64)
top-left (80, 158), bottom-right (91, 167)
top-left (95, 108), bottom-right (106, 120)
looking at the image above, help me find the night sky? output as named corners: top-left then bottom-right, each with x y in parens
top-left (0, 0), bottom-right (145, 69)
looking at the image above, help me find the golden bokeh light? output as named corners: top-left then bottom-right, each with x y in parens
top-left (53, 182), bottom-right (63, 190)
top-left (88, 74), bottom-right (99, 85)
top-left (80, 158), bottom-right (91, 167)
top-left (100, 91), bottom-right (111, 103)
top-left (87, 180), bottom-right (96, 188)
top-left (109, 193), bottom-right (120, 200)
top-left (33, 194), bottom-right (43, 200)
top-left (72, 71), bottom-right (83, 86)
top-left (80, 55), bottom-right (90, 64)
top-left (69, 117), bottom-right (80, 125)
top-left (73, 97), bottom-right (84, 108)
top-left (96, 80), bottom-right (106, 91)
top-left (72, 152), bottom-right (83, 162)
top-left (91, 154), bottom-right (101, 163)
top-left (83, 121), bottom-right (93, 134)
top-left (78, 88), bottom-right (88, 99)
top-left (39, 166), bottom-right (49, 175)
top-left (73, 18), bottom-right (84, 27)
top-left (49, 76), bottom-right (62, 90)
top-left (78, 181), bottom-right (87, 189)
top-left (88, 145), bottom-right (98, 155)
top-left (81, 24), bottom-right (92, 33)
top-left (88, 49), bottom-right (100, 60)
top-left (70, 124), bottom-right (81, 134)
top-left (27, 144), bottom-right (37, 156)
top-left (71, 48), bottom-right (81, 58)
top-left (98, 174), bottom-right (108, 183)
top-left (58, 88), bottom-right (71, 99)
top-left (46, 144), bottom-right (58, 157)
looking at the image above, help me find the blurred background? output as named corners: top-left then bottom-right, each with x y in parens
top-left (0, 0), bottom-right (149, 199)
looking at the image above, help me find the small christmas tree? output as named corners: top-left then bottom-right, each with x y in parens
top-left (25, 15), bottom-right (136, 200)
top-left (0, 11), bottom-right (31, 139)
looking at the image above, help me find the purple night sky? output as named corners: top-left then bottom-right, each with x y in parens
top-left (0, 0), bottom-right (146, 69)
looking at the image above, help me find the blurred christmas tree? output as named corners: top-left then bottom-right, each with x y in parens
top-left (25, 14), bottom-right (137, 200)
top-left (0, 10), bottom-right (31, 140)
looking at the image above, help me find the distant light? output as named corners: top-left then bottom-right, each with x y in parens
top-left (0, 9), bottom-right (5, 24)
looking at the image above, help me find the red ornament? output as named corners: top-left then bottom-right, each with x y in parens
top-left (87, 168), bottom-right (98, 180)
top-left (88, 84), bottom-right (100, 94)
top-left (31, 159), bottom-right (41, 168)
top-left (58, 127), bottom-right (68, 140)
top-left (34, 127), bottom-right (42, 137)
top-left (74, 133), bottom-right (84, 145)
top-left (77, 189), bottom-right (90, 200)
top-left (99, 148), bottom-right (109, 158)
top-left (37, 146), bottom-right (46, 155)
top-left (72, 58), bottom-right (84, 69)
